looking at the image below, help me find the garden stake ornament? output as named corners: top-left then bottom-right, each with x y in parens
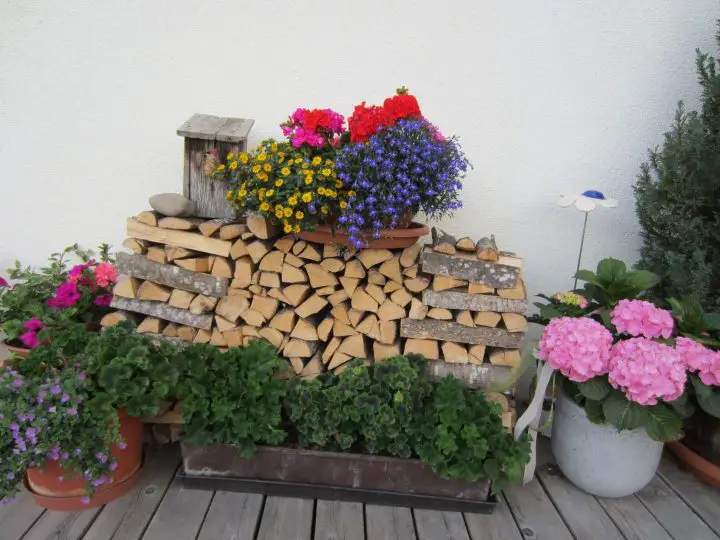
top-left (557, 190), bottom-right (618, 289)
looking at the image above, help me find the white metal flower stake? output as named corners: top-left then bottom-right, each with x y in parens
top-left (558, 190), bottom-right (618, 288)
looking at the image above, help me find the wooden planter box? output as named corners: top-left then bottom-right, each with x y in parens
top-left (180, 443), bottom-right (495, 513)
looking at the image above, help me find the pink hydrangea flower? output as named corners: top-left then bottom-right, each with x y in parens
top-left (608, 338), bottom-right (686, 405)
top-left (94, 262), bottom-right (118, 287)
top-left (538, 317), bottom-right (613, 382)
top-left (611, 299), bottom-right (674, 339)
top-left (676, 337), bottom-right (720, 386)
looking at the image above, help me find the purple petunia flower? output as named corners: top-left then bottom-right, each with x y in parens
top-left (50, 384), bottom-right (61, 395)
top-left (61, 393), bottom-right (70, 403)
top-left (67, 408), bottom-right (78, 416)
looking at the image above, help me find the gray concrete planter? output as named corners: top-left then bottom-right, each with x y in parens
top-left (551, 389), bottom-right (663, 497)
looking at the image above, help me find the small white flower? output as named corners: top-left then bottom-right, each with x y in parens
top-left (558, 190), bottom-right (618, 212)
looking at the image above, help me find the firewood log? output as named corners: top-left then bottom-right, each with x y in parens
top-left (274, 235), bottom-right (295, 253)
top-left (210, 256), bottom-right (233, 279)
top-left (215, 296), bottom-right (250, 323)
top-left (377, 300), bottom-right (406, 321)
top-left (431, 228), bottom-right (457, 255)
top-left (408, 298), bottom-right (428, 320)
top-left (247, 241), bottom-right (270, 264)
top-left (316, 285), bottom-right (337, 296)
top-left (497, 279), bottom-right (526, 300)
top-left (322, 337), bottom-right (342, 364)
top-left (223, 328), bottom-right (244, 346)
top-left (405, 277), bottom-right (430, 293)
top-left (259, 327), bottom-right (284, 348)
top-left (489, 348), bottom-right (521, 368)
top-left (328, 352), bottom-right (353, 371)
top-left (284, 339), bottom-right (318, 358)
top-left (383, 281), bottom-right (402, 294)
top-left (282, 284), bottom-right (311, 306)
top-left (433, 275), bottom-right (467, 292)
top-left (378, 256), bottom-right (403, 283)
top-left (344, 259), bottom-right (366, 279)
top-left (100, 310), bottom-right (138, 328)
top-left (332, 320), bottom-right (357, 337)
top-left (403, 265), bottom-right (418, 278)
top-left (456, 310), bottom-right (475, 327)
top-left (390, 288), bottom-right (412, 307)
top-left (219, 223), bottom-right (247, 240)
top-left (136, 211), bottom-right (158, 227)
top-left (165, 246), bottom-right (196, 262)
top-left (291, 318), bottom-right (319, 341)
top-left (189, 294), bottom-right (219, 315)
top-left (367, 270), bottom-right (387, 286)
top-left (259, 251), bottom-right (285, 272)
top-left (122, 238), bottom-right (148, 254)
top-left (147, 246), bottom-right (168, 265)
top-left (284, 253), bottom-right (304, 268)
top-left (442, 342), bottom-right (469, 363)
top-left (476, 235), bottom-right (499, 262)
top-left (502, 313), bottom-right (528, 333)
top-left (468, 344), bottom-right (487, 364)
top-left (177, 326), bottom-right (198, 342)
top-left (306, 263), bottom-right (339, 288)
top-left (373, 340), bottom-right (401, 362)
top-left (246, 215), bottom-right (278, 239)
top-left (198, 218), bottom-right (233, 237)
top-left (137, 282), bottom-right (172, 302)
top-left (427, 308), bottom-right (452, 320)
top-left (259, 272), bottom-right (281, 289)
top-left (328, 290), bottom-right (349, 306)
top-left (365, 283), bottom-right (386, 305)
top-left (320, 258), bottom-right (345, 273)
top-left (299, 243), bottom-right (322, 262)
top-left (250, 296), bottom-right (279, 320)
top-left (357, 249), bottom-right (394, 269)
top-left (404, 338), bottom-right (439, 360)
top-left (456, 236), bottom-right (476, 252)
top-left (292, 240), bottom-right (307, 256)
top-left (468, 282), bottom-right (494, 295)
top-left (351, 287), bottom-right (379, 313)
top-left (230, 238), bottom-right (249, 259)
top-left (281, 263), bottom-right (308, 284)
top-left (377, 320), bottom-right (398, 345)
top-left (174, 257), bottom-right (210, 273)
top-left (295, 294), bottom-right (328, 318)
top-left (330, 302), bottom-right (351, 325)
top-left (158, 217), bottom-right (203, 231)
top-left (348, 309), bottom-right (364, 327)
top-left (338, 334), bottom-right (366, 358)
top-left (193, 328), bottom-right (212, 344)
top-left (269, 309), bottom-right (296, 333)
top-left (215, 315), bottom-right (239, 333)
top-left (317, 318), bottom-right (334, 341)
top-left (137, 317), bottom-right (165, 334)
top-left (324, 244), bottom-right (342, 258)
top-left (301, 353), bottom-right (324, 376)
top-left (113, 277), bottom-right (140, 299)
top-left (240, 308), bottom-right (266, 327)
top-left (339, 276), bottom-right (360, 296)
top-left (400, 243), bottom-right (421, 268)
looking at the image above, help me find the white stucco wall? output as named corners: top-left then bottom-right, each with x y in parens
top-left (0, 1), bottom-right (716, 300)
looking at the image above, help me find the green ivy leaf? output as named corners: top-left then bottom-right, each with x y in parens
top-left (578, 378), bottom-right (611, 401)
top-left (602, 391), bottom-right (647, 431)
top-left (644, 403), bottom-right (684, 442)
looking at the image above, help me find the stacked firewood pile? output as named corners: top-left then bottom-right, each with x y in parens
top-left (106, 214), bottom-right (528, 378)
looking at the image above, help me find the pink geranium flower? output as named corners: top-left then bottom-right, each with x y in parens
top-left (611, 299), bottom-right (674, 339)
top-left (538, 317), bottom-right (614, 382)
top-left (609, 338), bottom-right (686, 405)
top-left (94, 262), bottom-right (118, 288)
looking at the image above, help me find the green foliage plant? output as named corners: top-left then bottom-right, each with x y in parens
top-left (634, 26), bottom-right (720, 310)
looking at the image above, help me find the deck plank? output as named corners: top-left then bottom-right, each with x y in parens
top-left (536, 462), bottom-right (624, 540)
top-left (140, 477), bottom-right (213, 540)
top-left (659, 455), bottom-right (720, 536)
top-left (256, 496), bottom-right (314, 540)
top-left (0, 490), bottom-right (45, 539)
top-left (597, 495), bottom-right (673, 540)
top-left (413, 509), bottom-right (470, 540)
top-left (365, 505), bottom-right (416, 540)
top-left (314, 500), bottom-right (364, 540)
top-left (636, 476), bottom-right (719, 540)
top-left (504, 478), bottom-right (574, 540)
top-left (464, 495), bottom-right (523, 540)
top-left (84, 444), bottom-right (180, 540)
top-left (196, 491), bottom-right (264, 540)
top-left (21, 507), bottom-right (102, 540)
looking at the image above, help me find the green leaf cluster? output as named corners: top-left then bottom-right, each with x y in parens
top-left (177, 340), bottom-right (288, 457)
top-left (634, 26), bottom-right (720, 311)
top-left (574, 258), bottom-right (659, 309)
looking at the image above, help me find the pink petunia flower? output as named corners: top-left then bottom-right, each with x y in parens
top-left (611, 299), bottom-right (674, 339)
top-left (0, 277), bottom-right (8, 288)
top-left (538, 317), bottom-right (614, 382)
top-left (93, 294), bottom-right (112, 307)
top-left (609, 338), bottom-right (686, 405)
top-left (19, 331), bottom-right (40, 349)
top-left (47, 281), bottom-right (81, 308)
top-left (23, 318), bottom-right (44, 331)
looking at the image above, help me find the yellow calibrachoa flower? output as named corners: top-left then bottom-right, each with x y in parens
top-left (271, 143), bottom-right (278, 151)
top-left (317, 187), bottom-right (326, 196)
top-left (263, 163), bottom-right (272, 172)
top-left (227, 152), bottom-right (235, 160)
top-left (257, 153), bottom-right (267, 162)
top-left (281, 167), bottom-right (291, 177)
top-left (278, 151), bottom-right (285, 159)
top-left (302, 162), bottom-right (309, 169)
top-left (238, 189), bottom-right (248, 197)
top-left (239, 153), bottom-right (249, 164)
top-left (321, 206), bottom-right (329, 214)
top-left (229, 161), bottom-right (238, 170)
top-left (288, 196), bottom-right (298, 206)
top-left (321, 168), bottom-right (331, 177)
top-left (257, 172), bottom-right (268, 181)
top-left (312, 156), bottom-right (322, 166)
top-left (225, 190), bottom-right (233, 200)
top-left (302, 193), bottom-right (313, 203)
top-left (294, 224), bottom-right (301, 233)
top-left (260, 202), bottom-right (270, 211)
top-left (275, 204), bottom-right (283, 213)
top-left (284, 207), bottom-right (293, 218)
top-left (284, 223), bottom-right (292, 233)
top-left (348, 190), bottom-right (356, 198)
top-left (326, 190), bottom-right (337, 199)
top-left (340, 201), bottom-right (347, 209)
top-left (216, 164), bottom-right (226, 172)
top-left (295, 211), bottom-right (305, 219)
top-left (266, 189), bottom-right (275, 197)
top-left (275, 179), bottom-right (284, 187)
top-left (305, 176), bottom-right (313, 185)
top-left (252, 165), bottom-right (261, 174)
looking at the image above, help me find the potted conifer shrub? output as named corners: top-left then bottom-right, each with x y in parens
top-left (634, 21), bottom-right (720, 485)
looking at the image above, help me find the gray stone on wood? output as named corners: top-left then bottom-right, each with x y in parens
top-left (420, 247), bottom-right (520, 288)
top-left (110, 297), bottom-right (213, 330)
top-left (149, 193), bottom-right (195, 217)
top-left (116, 253), bottom-right (228, 297)
top-left (400, 318), bottom-right (523, 348)
top-left (423, 289), bottom-right (527, 314)
top-left (426, 362), bottom-right (513, 390)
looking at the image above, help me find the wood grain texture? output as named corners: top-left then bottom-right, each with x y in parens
top-left (596, 494), bottom-right (673, 540)
top-left (413, 510), bottom-right (470, 540)
top-left (21, 506), bottom-right (102, 540)
top-left (635, 475), bottom-right (718, 540)
top-left (140, 477), bottom-right (213, 540)
top-left (658, 456), bottom-right (720, 535)
top-left (426, 362), bottom-right (512, 389)
top-left (0, 490), bottom-right (45, 540)
top-left (400, 319), bottom-right (523, 348)
top-left (110, 296), bottom-right (213, 330)
top-left (256, 496), bottom-right (314, 540)
top-left (423, 289), bottom-right (527, 314)
top-left (84, 444), bottom-right (180, 540)
top-left (504, 479), bottom-right (574, 540)
top-left (314, 500), bottom-right (364, 540)
top-left (216, 117), bottom-right (255, 143)
top-left (196, 491), bottom-right (264, 540)
top-left (365, 505), bottom-right (417, 540)
top-left (187, 138), bottom-right (237, 219)
top-left (127, 219), bottom-right (232, 257)
top-left (420, 247), bottom-right (520, 288)
top-left (464, 495), bottom-right (524, 540)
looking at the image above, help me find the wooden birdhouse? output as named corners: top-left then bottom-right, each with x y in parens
top-left (176, 113), bottom-right (254, 219)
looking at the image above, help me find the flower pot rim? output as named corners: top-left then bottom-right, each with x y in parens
top-left (298, 221), bottom-right (430, 248)
top-left (23, 461), bottom-right (142, 511)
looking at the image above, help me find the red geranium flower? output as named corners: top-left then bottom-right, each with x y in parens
top-left (348, 102), bottom-right (393, 143)
top-left (383, 93), bottom-right (422, 122)
top-left (303, 109), bottom-right (331, 131)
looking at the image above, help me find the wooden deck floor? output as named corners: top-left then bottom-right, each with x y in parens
top-left (3, 441), bottom-right (720, 540)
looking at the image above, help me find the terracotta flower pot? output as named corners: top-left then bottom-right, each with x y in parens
top-left (3, 341), bottom-right (30, 358)
top-left (25, 410), bottom-right (144, 511)
top-left (299, 222), bottom-right (429, 249)
top-left (667, 441), bottom-right (720, 489)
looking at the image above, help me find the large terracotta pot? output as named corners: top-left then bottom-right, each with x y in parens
top-left (667, 441), bottom-right (720, 489)
top-left (25, 410), bottom-right (144, 511)
top-left (3, 341), bottom-right (30, 358)
top-left (299, 222), bottom-right (429, 249)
